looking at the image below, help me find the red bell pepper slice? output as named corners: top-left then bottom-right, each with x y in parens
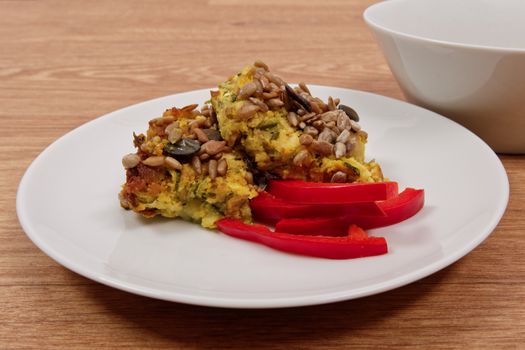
top-left (250, 191), bottom-right (385, 225)
top-left (267, 180), bottom-right (398, 204)
top-left (275, 188), bottom-right (424, 232)
top-left (216, 218), bottom-right (388, 260)
top-left (275, 217), bottom-right (348, 236)
top-left (356, 188), bottom-right (424, 229)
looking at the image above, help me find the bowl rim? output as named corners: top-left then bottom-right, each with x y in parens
top-left (363, 0), bottom-right (525, 54)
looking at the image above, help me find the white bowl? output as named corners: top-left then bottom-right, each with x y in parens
top-left (364, 0), bottom-right (525, 153)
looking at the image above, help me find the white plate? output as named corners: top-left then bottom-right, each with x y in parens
top-left (16, 86), bottom-right (509, 308)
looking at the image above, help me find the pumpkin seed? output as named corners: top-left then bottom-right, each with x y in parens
top-left (338, 104), bottom-right (359, 122)
top-left (285, 84), bottom-right (312, 112)
top-left (163, 138), bottom-right (201, 157)
top-left (331, 171), bottom-right (347, 183)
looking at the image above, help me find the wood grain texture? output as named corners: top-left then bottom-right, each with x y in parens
top-left (1, 0), bottom-right (524, 349)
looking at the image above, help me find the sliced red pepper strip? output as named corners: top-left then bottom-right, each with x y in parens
top-left (268, 180), bottom-right (398, 204)
top-left (216, 218), bottom-right (388, 260)
top-left (275, 188), bottom-right (425, 232)
top-left (250, 191), bottom-right (385, 225)
top-left (275, 217), bottom-right (349, 236)
top-left (356, 188), bottom-right (424, 229)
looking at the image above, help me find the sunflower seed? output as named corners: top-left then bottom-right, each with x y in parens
top-left (167, 127), bottom-right (183, 144)
top-left (346, 135), bottom-right (358, 152)
top-left (335, 142), bottom-right (346, 159)
top-left (142, 156), bottom-right (165, 167)
top-left (264, 71), bottom-right (284, 86)
top-left (182, 104), bottom-right (199, 112)
top-left (193, 128), bottom-right (209, 143)
top-left (293, 149), bottom-right (309, 166)
top-left (262, 91), bottom-right (279, 100)
top-left (254, 60), bottom-right (269, 71)
top-left (309, 101), bottom-right (322, 114)
top-left (268, 82), bottom-right (280, 92)
top-left (249, 97), bottom-right (269, 113)
top-left (303, 126), bottom-right (319, 136)
top-left (238, 82), bottom-right (257, 100)
top-left (327, 96), bottom-right (336, 111)
top-left (260, 75), bottom-right (270, 91)
top-left (336, 129), bottom-right (351, 143)
top-left (318, 128), bottom-right (337, 143)
top-left (202, 128), bottom-right (222, 141)
top-left (122, 154), bottom-right (141, 169)
top-left (320, 110), bottom-right (339, 122)
top-left (237, 102), bottom-right (260, 119)
top-left (201, 140), bottom-right (226, 155)
top-left (253, 79), bottom-right (264, 95)
top-left (299, 112), bottom-right (317, 122)
top-left (266, 98), bottom-right (284, 108)
top-left (192, 156), bottom-right (202, 174)
top-left (188, 115), bottom-right (207, 128)
top-left (299, 134), bottom-right (313, 145)
top-left (164, 156), bottom-right (182, 170)
top-left (350, 119), bottom-right (361, 131)
top-left (311, 140), bottom-right (334, 156)
top-left (287, 111), bottom-right (299, 127)
top-left (298, 82), bottom-right (311, 95)
top-left (208, 159), bottom-right (218, 179)
top-left (217, 158), bottom-right (228, 176)
top-left (312, 120), bottom-right (324, 128)
top-left (336, 112), bottom-right (352, 130)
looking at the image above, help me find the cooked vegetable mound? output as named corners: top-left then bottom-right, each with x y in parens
top-left (119, 61), bottom-right (384, 228)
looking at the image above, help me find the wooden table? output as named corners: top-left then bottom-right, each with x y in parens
top-left (1, 1), bottom-right (524, 348)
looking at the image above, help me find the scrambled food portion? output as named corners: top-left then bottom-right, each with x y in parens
top-left (119, 105), bottom-right (258, 228)
top-left (120, 61), bottom-right (384, 228)
top-left (211, 62), bottom-right (383, 183)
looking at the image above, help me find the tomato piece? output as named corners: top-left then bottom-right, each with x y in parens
top-left (267, 180), bottom-right (398, 204)
top-left (216, 219), bottom-right (388, 260)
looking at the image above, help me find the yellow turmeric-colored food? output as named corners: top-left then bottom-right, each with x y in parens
top-left (119, 61), bottom-right (383, 228)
